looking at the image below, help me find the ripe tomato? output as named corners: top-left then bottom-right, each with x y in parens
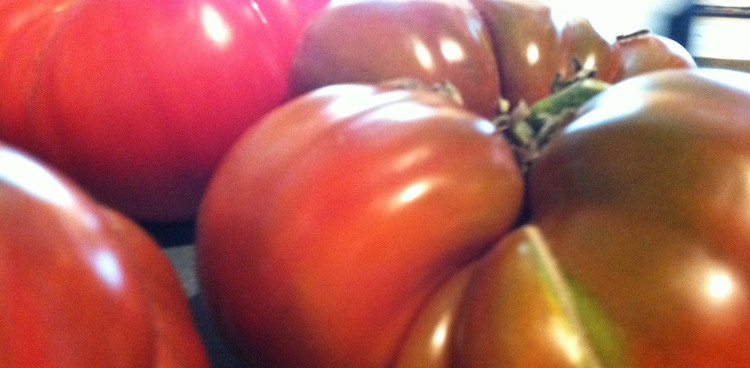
top-left (470, 0), bottom-right (567, 107)
top-left (0, 142), bottom-right (208, 367)
top-left (196, 68), bottom-right (750, 366)
top-left (0, 0), bottom-right (327, 222)
top-left (195, 1), bottom-right (709, 367)
top-left (474, 0), bottom-right (697, 106)
top-left (525, 68), bottom-right (750, 366)
top-left (288, 0), bottom-right (501, 118)
top-left (196, 83), bottom-right (524, 367)
top-left (611, 30), bottom-right (697, 80)
top-left (394, 68), bottom-right (750, 367)
top-left (292, 0), bottom-right (695, 115)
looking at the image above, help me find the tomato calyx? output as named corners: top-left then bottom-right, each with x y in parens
top-left (381, 78), bottom-right (465, 107)
top-left (552, 58), bottom-right (599, 93)
top-left (615, 28), bottom-right (652, 42)
top-left (495, 76), bottom-right (610, 172)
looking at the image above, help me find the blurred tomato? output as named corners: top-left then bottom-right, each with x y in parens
top-left (292, 0), bottom-right (695, 115)
top-left (0, 0), bottom-right (327, 222)
top-left (0, 142), bottom-right (208, 367)
top-left (472, 0), bottom-right (696, 106)
top-left (288, 0), bottom-right (501, 118)
top-left (611, 29), bottom-right (697, 80)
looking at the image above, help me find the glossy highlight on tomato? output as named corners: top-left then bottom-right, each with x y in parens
top-left (196, 83), bottom-right (524, 367)
top-left (527, 68), bottom-right (750, 367)
top-left (197, 68), bottom-right (750, 367)
top-left (0, 142), bottom-right (208, 367)
top-left (289, 0), bottom-right (501, 118)
top-left (0, 0), bottom-right (328, 222)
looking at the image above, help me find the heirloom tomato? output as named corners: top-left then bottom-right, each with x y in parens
top-left (288, 0), bottom-right (501, 118)
top-left (610, 30), bottom-right (697, 80)
top-left (196, 67), bottom-right (750, 366)
top-left (291, 0), bottom-right (695, 115)
top-left (469, 0), bottom-right (696, 107)
top-left (0, 0), bottom-right (327, 222)
top-left (391, 68), bottom-right (750, 368)
top-left (525, 68), bottom-right (750, 367)
top-left (196, 83), bottom-right (524, 367)
top-left (0, 142), bottom-right (208, 367)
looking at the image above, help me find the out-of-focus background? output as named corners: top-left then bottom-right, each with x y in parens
top-left (546, 0), bottom-right (691, 38)
top-left (546, 0), bottom-right (750, 70)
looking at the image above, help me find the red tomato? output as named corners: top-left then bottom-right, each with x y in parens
top-left (474, 0), bottom-right (697, 106)
top-left (288, 0), bottom-right (501, 118)
top-left (611, 29), bottom-right (697, 80)
top-left (470, 0), bottom-right (566, 106)
top-left (196, 70), bottom-right (750, 367)
top-left (195, 1), bottom-right (707, 367)
top-left (524, 68), bottom-right (750, 366)
top-left (291, 0), bottom-right (695, 113)
top-left (0, 0), bottom-right (327, 222)
top-left (559, 16), bottom-right (623, 84)
top-left (394, 68), bottom-right (750, 368)
top-left (196, 83), bottom-right (524, 367)
top-left (0, 142), bottom-right (208, 367)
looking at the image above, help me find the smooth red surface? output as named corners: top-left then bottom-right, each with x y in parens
top-left (528, 69), bottom-right (750, 367)
top-left (289, 0), bottom-right (501, 118)
top-left (196, 84), bottom-right (524, 367)
top-left (0, 0), bottom-right (327, 222)
top-left (0, 142), bottom-right (208, 367)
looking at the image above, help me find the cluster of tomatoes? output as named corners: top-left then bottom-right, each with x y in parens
top-left (2, 0), bottom-right (750, 367)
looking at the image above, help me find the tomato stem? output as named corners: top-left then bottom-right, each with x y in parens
top-left (495, 78), bottom-right (610, 172)
top-left (615, 28), bottom-right (651, 41)
top-left (381, 78), bottom-right (464, 106)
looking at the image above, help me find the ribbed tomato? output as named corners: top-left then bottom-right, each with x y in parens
top-left (0, 0), bottom-right (328, 222)
top-left (397, 68), bottom-right (750, 367)
top-left (196, 83), bottom-right (524, 367)
top-left (0, 142), bottom-right (208, 367)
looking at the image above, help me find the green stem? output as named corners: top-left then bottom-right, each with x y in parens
top-left (530, 78), bottom-right (611, 125)
top-left (495, 78), bottom-right (610, 172)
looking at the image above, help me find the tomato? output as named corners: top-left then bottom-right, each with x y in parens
top-left (197, 68), bottom-right (750, 366)
top-left (559, 16), bottom-right (623, 84)
top-left (288, 0), bottom-right (501, 118)
top-left (469, 0), bottom-right (567, 107)
top-left (611, 29), bottom-right (697, 80)
top-left (195, 1), bottom-right (713, 367)
top-left (0, 142), bottom-right (208, 367)
top-left (391, 68), bottom-right (750, 368)
top-left (525, 68), bottom-right (750, 366)
top-left (0, 0), bottom-right (327, 222)
top-left (292, 0), bottom-right (695, 114)
top-left (196, 83), bottom-right (524, 367)
top-left (476, 0), bottom-right (699, 106)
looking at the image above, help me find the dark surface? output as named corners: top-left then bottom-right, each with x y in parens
top-left (146, 221), bottom-right (249, 368)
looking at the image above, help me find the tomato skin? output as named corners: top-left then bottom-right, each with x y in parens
top-left (0, 142), bottom-right (208, 367)
top-left (611, 31), bottom-right (697, 80)
top-left (527, 68), bottom-right (750, 366)
top-left (472, 0), bottom-right (695, 107)
top-left (196, 84), bottom-right (524, 367)
top-left (102, 208), bottom-right (210, 368)
top-left (559, 17), bottom-right (622, 83)
top-left (394, 263), bottom-right (475, 368)
top-left (0, 0), bottom-right (323, 222)
top-left (470, 0), bottom-right (566, 107)
top-left (288, 0), bottom-right (501, 118)
top-left (387, 69), bottom-right (750, 368)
